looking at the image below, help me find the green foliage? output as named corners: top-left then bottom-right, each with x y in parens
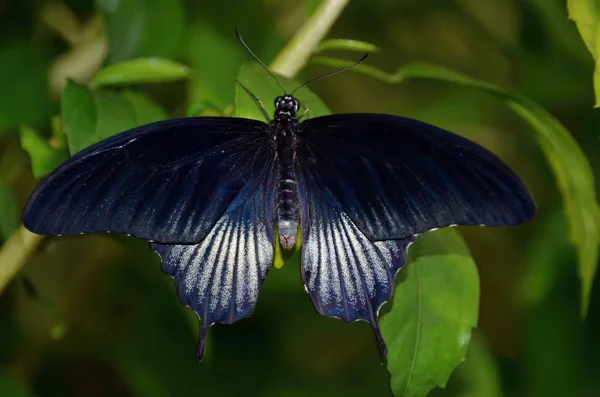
top-left (96, 0), bottom-right (186, 63)
top-left (187, 23), bottom-right (246, 110)
top-left (0, 41), bottom-right (52, 134)
top-left (62, 81), bottom-right (166, 154)
top-left (306, 0), bottom-right (321, 16)
top-left (93, 58), bottom-right (192, 87)
top-left (19, 126), bottom-right (67, 177)
top-left (568, 0), bottom-right (600, 106)
top-left (380, 229), bottom-right (479, 397)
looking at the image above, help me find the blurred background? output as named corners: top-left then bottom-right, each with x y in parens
top-left (0, 0), bottom-right (599, 396)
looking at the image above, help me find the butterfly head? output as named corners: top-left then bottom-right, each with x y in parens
top-left (274, 95), bottom-right (300, 121)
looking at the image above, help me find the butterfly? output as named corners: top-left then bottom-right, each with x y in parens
top-left (22, 32), bottom-right (536, 361)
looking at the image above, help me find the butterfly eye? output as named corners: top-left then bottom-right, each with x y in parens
top-left (293, 99), bottom-right (300, 111)
top-left (274, 96), bottom-right (283, 107)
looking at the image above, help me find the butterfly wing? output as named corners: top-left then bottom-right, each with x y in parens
top-left (296, 114), bottom-right (535, 355)
top-left (296, 166), bottom-right (414, 355)
top-left (297, 114), bottom-right (536, 241)
top-left (23, 117), bottom-right (271, 243)
top-left (152, 158), bottom-right (276, 361)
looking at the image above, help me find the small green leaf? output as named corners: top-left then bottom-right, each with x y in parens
top-left (567, 0), bottom-right (600, 106)
top-left (380, 229), bottom-right (479, 397)
top-left (0, 181), bottom-right (18, 240)
top-left (235, 61), bottom-right (331, 122)
top-left (62, 81), bottom-right (167, 154)
top-left (19, 125), bottom-right (68, 177)
top-left (312, 56), bottom-right (600, 317)
top-left (315, 39), bottom-right (380, 54)
top-left (97, 0), bottom-right (186, 63)
top-left (93, 58), bottom-right (191, 87)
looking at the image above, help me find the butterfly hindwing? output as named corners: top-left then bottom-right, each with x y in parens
top-left (298, 114), bottom-right (536, 241)
top-left (296, 165), bottom-right (414, 355)
top-left (152, 158), bottom-right (276, 361)
top-left (23, 117), bottom-right (271, 244)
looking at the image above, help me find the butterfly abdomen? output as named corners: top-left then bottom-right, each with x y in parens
top-left (275, 123), bottom-right (299, 250)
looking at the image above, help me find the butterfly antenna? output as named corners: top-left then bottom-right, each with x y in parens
top-left (236, 28), bottom-right (287, 95)
top-left (291, 54), bottom-right (369, 96)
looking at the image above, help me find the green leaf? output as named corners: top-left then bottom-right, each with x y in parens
top-left (96, 0), bottom-right (186, 63)
top-left (567, 0), bottom-right (600, 106)
top-left (93, 58), bottom-right (191, 87)
top-left (520, 208), bottom-right (575, 307)
top-left (0, 40), bottom-right (52, 134)
top-left (187, 22), bottom-right (246, 109)
top-left (380, 229), bottom-right (479, 397)
top-left (185, 101), bottom-right (222, 117)
top-left (315, 39), bottom-right (380, 54)
top-left (235, 61), bottom-right (331, 122)
top-left (453, 334), bottom-right (504, 397)
top-left (0, 181), bottom-right (19, 241)
top-left (312, 56), bottom-right (600, 317)
top-left (305, 0), bottom-right (321, 16)
top-left (19, 125), bottom-right (68, 177)
top-left (62, 81), bottom-right (167, 154)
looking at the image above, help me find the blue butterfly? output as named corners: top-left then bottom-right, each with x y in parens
top-left (22, 34), bottom-right (535, 361)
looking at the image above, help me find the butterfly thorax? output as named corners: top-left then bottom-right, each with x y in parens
top-left (272, 95), bottom-right (300, 250)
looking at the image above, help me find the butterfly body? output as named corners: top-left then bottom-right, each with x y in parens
top-left (23, 91), bottom-right (535, 361)
top-left (272, 95), bottom-right (301, 249)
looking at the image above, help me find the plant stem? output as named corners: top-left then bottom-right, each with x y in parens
top-left (270, 0), bottom-right (350, 78)
top-left (0, 226), bottom-right (44, 293)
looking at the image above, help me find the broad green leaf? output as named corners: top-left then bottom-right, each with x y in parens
top-left (312, 56), bottom-right (600, 316)
top-left (0, 40), bottom-right (52, 134)
top-left (187, 22), bottom-right (245, 109)
top-left (97, 0), bottom-right (186, 63)
top-left (0, 181), bottom-right (18, 240)
top-left (93, 58), bottom-right (191, 87)
top-left (19, 125), bottom-right (67, 177)
top-left (380, 229), bottom-right (479, 397)
top-left (235, 61), bottom-right (331, 122)
top-left (62, 81), bottom-right (167, 154)
top-left (567, 0), bottom-right (600, 106)
top-left (315, 39), bottom-right (380, 54)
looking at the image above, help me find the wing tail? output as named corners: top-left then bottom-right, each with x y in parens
top-left (152, 162), bottom-right (276, 361)
top-left (298, 166), bottom-right (414, 356)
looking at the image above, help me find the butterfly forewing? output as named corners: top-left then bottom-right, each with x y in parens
top-left (23, 117), bottom-right (271, 244)
top-left (152, 156), bottom-right (276, 361)
top-left (297, 114), bottom-right (536, 241)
